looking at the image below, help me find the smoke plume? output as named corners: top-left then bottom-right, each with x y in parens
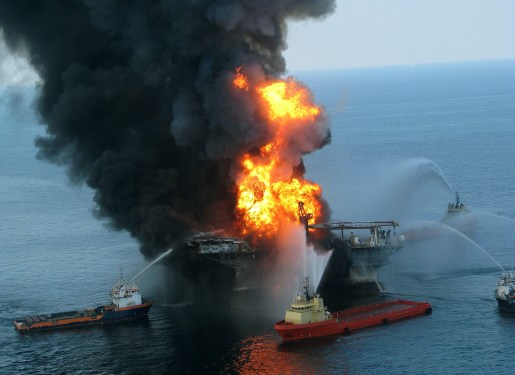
top-left (0, 0), bottom-right (335, 257)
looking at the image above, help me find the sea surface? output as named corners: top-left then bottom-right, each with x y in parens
top-left (1, 60), bottom-right (515, 374)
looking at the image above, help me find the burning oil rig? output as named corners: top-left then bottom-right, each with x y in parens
top-left (169, 202), bottom-right (404, 306)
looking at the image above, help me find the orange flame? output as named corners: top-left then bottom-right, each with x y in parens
top-left (236, 145), bottom-right (322, 238)
top-left (233, 67), bottom-right (249, 91)
top-left (259, 79), bottom-right (320, 122)
top-left (232, 68), bottom-right (324, 240)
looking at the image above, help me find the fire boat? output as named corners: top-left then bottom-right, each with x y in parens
top-left (274, 277), bottom-right (432, 341)
top-left (441, 191), bottom-right (476, 233)
top-left (495, 271), bottom-right (515, 311)
top-left (446, 191), bottom-right (468, 215)
top-left (13, 269), bottom-right (153, 333)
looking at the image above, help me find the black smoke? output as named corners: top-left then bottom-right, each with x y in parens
top-left (0, 0), bottom-right (335, 257)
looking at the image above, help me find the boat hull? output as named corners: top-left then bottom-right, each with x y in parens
top-left (13, 300), bottom-right (153, 333)
top-left (495, 296), bottom-right (515, 311)
top-left (103, 301), bottom-right (153, 322)
top-left (274, 299), bottom-right (432, 341)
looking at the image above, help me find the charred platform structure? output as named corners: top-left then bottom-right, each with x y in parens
top-left (169, 236), bottom-right (263, 296)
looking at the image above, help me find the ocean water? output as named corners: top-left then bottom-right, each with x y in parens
top-left (1, 60), bottom-right (515, 374)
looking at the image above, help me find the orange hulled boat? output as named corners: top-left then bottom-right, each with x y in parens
top-left (13, 269), bottom-right (153, 333)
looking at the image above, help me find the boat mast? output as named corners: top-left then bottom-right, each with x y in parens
top-left (303, 276), bottom-right (311, 301)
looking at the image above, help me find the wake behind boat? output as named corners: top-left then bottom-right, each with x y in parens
top-left (13, 270), bottom-right (153, 333)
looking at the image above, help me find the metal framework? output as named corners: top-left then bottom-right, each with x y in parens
top-left (308, 221), bottom-right (399, 231)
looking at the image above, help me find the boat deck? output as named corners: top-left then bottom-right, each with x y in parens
top-left (14, 307), bottom-right (103, 326)
top-left (275, 299), bottom-right (432, 341)
top-left (332, 299), bottom-right (429, 323)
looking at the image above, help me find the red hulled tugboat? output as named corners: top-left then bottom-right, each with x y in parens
top-left (274, 277), bottom-right (432, 341)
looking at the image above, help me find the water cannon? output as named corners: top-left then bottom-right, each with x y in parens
top-left (298, 201), bottom-right (313, 231)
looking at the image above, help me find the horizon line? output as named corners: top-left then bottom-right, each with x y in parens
top-left (286, 57), bottom-right (515, 74)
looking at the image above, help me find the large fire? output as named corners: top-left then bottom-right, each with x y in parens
top-left (259, 79), bottom-right (320, 121)
top-left (233, 68), bottom-right (324, 240)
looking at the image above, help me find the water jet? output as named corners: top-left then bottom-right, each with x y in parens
top-left (131, 248), bottom-right (174, 282)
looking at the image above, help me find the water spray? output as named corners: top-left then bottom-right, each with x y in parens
top-left (474, 212), bottom-right (515, 226)
top-left (130, 248), bottom-right (174, 282)
top-left (438, 222), bottom-right (506, 273)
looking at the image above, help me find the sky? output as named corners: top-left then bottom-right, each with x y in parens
top-left (284, 0), bottom-right (515, 71)
top-left (1, 0), bottom-right (515, 85)
top-left (0, 34), bottom-right (39, 86)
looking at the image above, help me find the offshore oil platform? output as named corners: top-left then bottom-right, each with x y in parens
top-left (169, 202), bottom-right (404, 307)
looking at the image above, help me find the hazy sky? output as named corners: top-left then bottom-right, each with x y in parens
top-left (1, 0), bottom-right (514, 85)
top-left (284, 0), bottom-right (515, 71)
